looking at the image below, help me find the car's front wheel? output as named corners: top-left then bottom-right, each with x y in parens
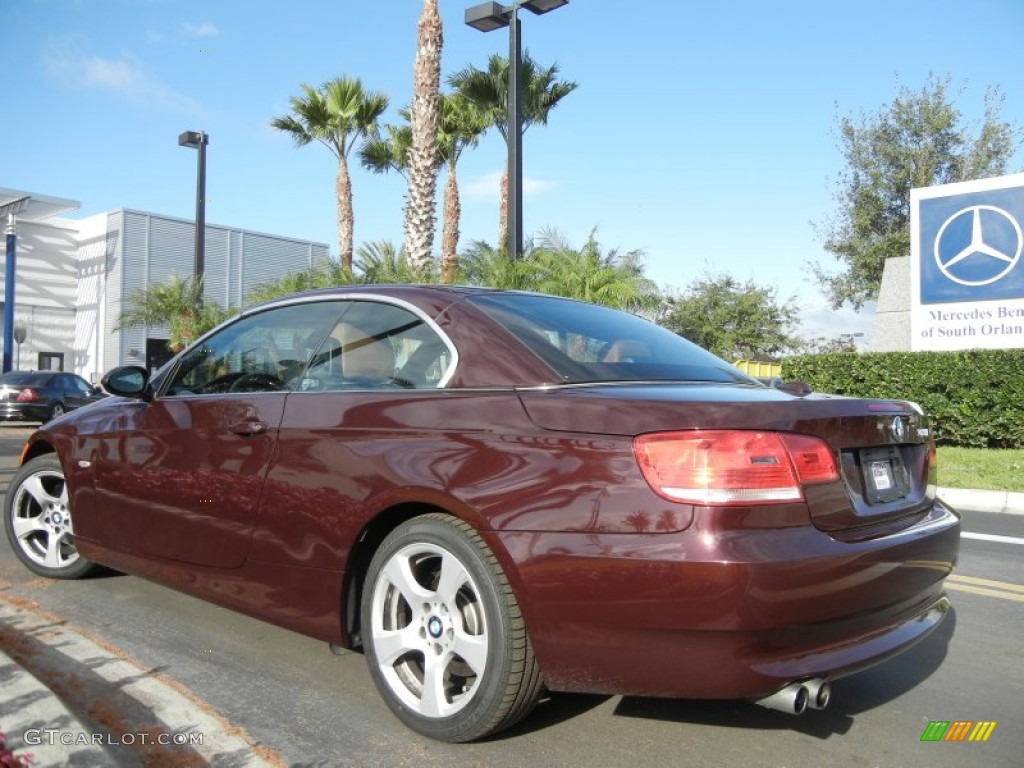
top-left (3, 454), bottom-right (96, 579)
top-left (361, 514), bottom-right (544, 742)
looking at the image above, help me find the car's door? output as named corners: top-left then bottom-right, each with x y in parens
top-left (60, 374), bottom-right (98, 410)
top-left (250, 298), bottom-right (457, 567)
top-left (91, 301), bottom-right (344, 568)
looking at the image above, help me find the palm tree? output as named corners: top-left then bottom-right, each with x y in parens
top-left (437, 93), bottom-right (489, 282)
top-left (510, 228), bottom-right (660, 312)
top-left (355, 240), bottom-right (437, 284)
top-left (455, 239), bottom-right (531, 290)
top-left (114, 275), bottom-right (234, 352)
top-left (361, 93), bottom-right (488, 284)
top-left (359, 123), bottom-right (412, 178)
top-left (271, 77), bottom-right (388, 271)
top-left (403, 0), bottom-right (443, 273)
top-left (244, 260), bottom-right (354, 306)
top-left (449, 53), bottom-right (577, 256)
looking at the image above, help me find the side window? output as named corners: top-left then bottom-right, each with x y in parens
top-left (302, 301), bottom-right (452, 390)
top-left (164, 302), bottom-right (343, 396)
top-left (69, 376), bottom-right (93, 395)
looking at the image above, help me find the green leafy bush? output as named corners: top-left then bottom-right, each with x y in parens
top-left (782, 350), bottom-right (1024, 448)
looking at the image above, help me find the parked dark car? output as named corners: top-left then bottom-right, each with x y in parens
top-left (0, 370), bottom-right (107, 423)
top-left (3, 286), bottom-right (960, 743)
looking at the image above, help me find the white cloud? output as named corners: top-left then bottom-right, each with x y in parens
top-left (462, 170), bottom-right (557, 201)
top-left (183, 22), bottom-right (221, 38)
top-left (798, 299), bottom-right (876, 349)
top-left (45, 39), bottom-right (206, 118)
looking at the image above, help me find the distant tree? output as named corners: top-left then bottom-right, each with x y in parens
top-left (244, 261), bottom-right (353, 306)
top-left (355, 240), bottom-right (437, 284)
top-left (794, 335), bottom-right (862, 355)
top-left (243, 241), bottom-right (437, 302)
top-left (813, 74), bottom-right (1021, 309)
top-left (524, 228), bottom-right (660, 312)
top-left (271, 77), bottom-right (389, 271)
top-left (449, 53), bottom-right (577, 257)
top-left (455, 239), bottom-right (532, 290)
top-left (456, 229), bottom-right (659, 311)
top-left (660, 271), bottom-right (801, 360)
top-left (403, 0), bottom-right (443, 272)
top-left (115, 275), bottom-right (233, 352)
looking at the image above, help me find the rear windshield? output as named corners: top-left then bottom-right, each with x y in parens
top-left (0, 372), bottom-right (53, 386)
top-left (468, 293), bottom-right (755, 385)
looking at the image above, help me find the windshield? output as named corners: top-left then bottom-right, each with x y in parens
top-left (469, 293), bottom-right (756, 385)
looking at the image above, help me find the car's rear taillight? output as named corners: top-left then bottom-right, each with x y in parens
top-left (633, 430), bottom-right (839, 505)
top-left (16, 388), bottom-right (38, 402)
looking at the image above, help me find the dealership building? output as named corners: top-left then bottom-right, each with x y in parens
top-left (1, 187), bottom-right (329, 382)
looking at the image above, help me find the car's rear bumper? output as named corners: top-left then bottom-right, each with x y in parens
top-left (0, 404), bottom-right (47, 421)
top-left (493, 499), bottom-right (960, 699)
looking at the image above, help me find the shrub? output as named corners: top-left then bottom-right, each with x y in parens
top-left (782, 350), bottom-right (1024, 448)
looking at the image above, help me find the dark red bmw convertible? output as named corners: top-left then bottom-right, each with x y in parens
top-left (4, 285), bottom-right (960, 742)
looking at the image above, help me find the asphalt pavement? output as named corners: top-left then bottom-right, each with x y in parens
top-left (0, 415), bottom-right (1020, 767)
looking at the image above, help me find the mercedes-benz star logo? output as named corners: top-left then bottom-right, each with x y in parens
top-left (934, 204), bottom-right (1023, 286)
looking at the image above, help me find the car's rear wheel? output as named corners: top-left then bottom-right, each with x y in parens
top-left (361, 514), bottom-right (544, 742)
top-left (46, 402), bottom-right (66, 423)
top-left (3, 454), bottom-right (97, 579)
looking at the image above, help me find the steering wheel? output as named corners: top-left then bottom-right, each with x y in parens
top-left (228, 372), bottom-right (285, 392)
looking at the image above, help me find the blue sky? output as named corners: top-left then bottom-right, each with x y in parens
top-left (3, 0), bottom-right (1023, 345)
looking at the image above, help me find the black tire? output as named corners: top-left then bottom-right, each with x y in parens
top-left (46, 402), bottom-right (66, 423)
top-left (4, 454), bottom-right (97, 579)
top-left (361, 514), bottom-right (544, 742)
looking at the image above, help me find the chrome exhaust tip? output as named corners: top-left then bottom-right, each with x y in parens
top-left (803, 678), bottom-right (831, 710)
top-left (753, 683), bottom-right (809, 715)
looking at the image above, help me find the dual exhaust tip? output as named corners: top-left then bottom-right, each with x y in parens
top-left (753, 679), bottom-right (831, 715)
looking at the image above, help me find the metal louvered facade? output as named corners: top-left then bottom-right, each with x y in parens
top-left (72, 208), bottom-right (329, 378)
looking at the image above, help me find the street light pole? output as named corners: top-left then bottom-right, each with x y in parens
top-left (3, 209), bottom-right (23, 373)
top-left (178, 130), bottom-right (209, 283)
top-left (465, 0), bottom-right (568, 260)
top-left (508, 6), bottom-right (522, 261)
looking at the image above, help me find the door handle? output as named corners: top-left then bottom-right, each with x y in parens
top-left (229, 420), bottom-right (268, 436)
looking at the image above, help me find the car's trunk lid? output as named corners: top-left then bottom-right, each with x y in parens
top-left (516, 382), bottom-right (935, 536)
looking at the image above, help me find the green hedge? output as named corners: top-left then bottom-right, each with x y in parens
top-left (782, 350), bottom-right (1024, 448)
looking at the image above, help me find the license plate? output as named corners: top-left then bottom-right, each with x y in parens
top-left (861, 446), bottom-right (909, 504)
top-left (869, 460), bottom-right (893, 491)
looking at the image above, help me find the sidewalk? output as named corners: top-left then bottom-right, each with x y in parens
top-left (937, 486), bottom-right (1024, 514)
top-left (0, 646), bottom-right (119, 767)
top-left (0, 597), bottom-right (282, 768)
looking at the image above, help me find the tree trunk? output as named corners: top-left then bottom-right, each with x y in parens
top-left (441, 164), bottom-right (460, 283)
top-left (403, 0), bottom-right (443, 273)
top-left (498, 161), bottom-right (509, 258)
top-left (336, 158), bottom-right (354, 271)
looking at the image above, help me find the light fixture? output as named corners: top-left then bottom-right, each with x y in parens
top-left (464, 1), bottom-right (569, 259)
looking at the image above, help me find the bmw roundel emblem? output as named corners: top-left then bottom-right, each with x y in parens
top-left (891, 416), bottom-right (907, 443)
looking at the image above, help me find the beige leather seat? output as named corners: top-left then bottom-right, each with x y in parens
top-left (601, 340), bottom-right (650, 363)
top-left (336, 323), bottom-right (395, 385)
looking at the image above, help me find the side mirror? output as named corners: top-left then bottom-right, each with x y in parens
top-left (101, 366), bottom-right (152, 400)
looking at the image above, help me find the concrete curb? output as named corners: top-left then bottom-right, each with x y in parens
top-left (936, 487), bottom-right (1024, 515)
top-left (0, 646), bottom-right (119, 768)
top-left (0, 597), bottom-right (282, 768)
